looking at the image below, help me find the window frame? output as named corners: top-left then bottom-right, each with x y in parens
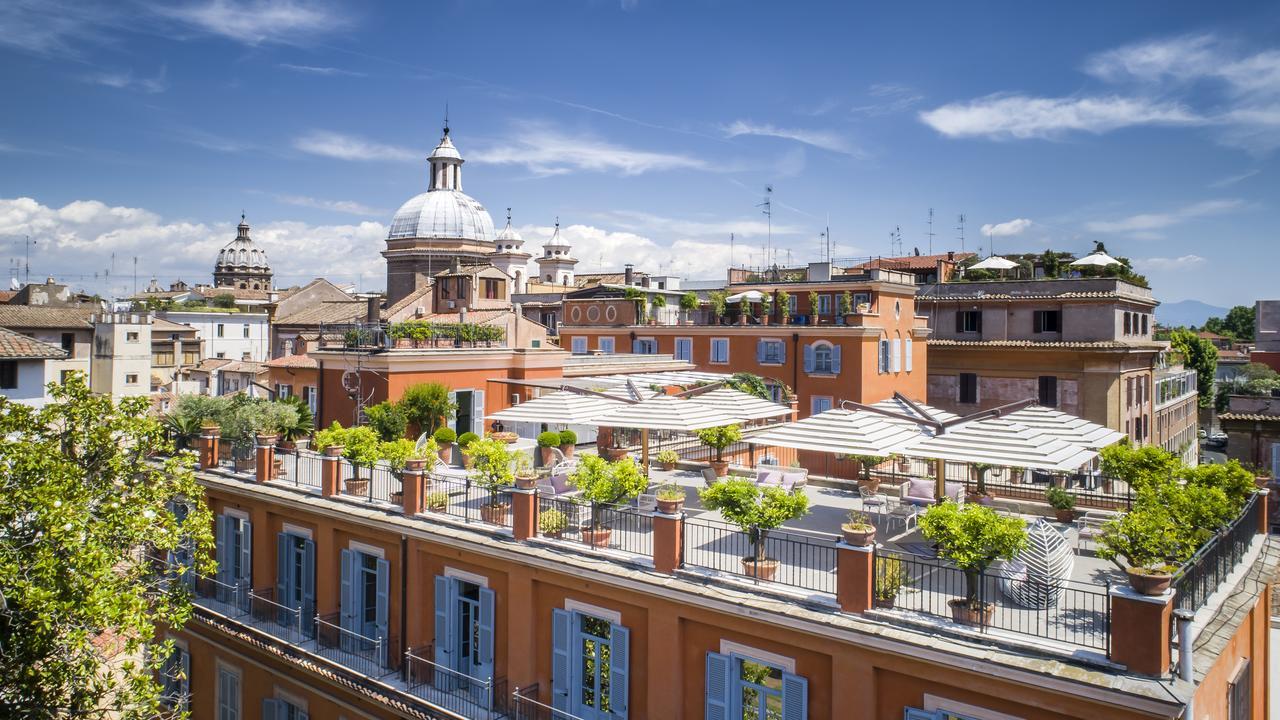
top-left (674, 337), bottom-right (693, 361)
top-left (956, 310), bottom-right (982, 334)
top-left (598, 337), bottom-right (615, 354)
top-left (759, 339), bottom-right (784, 366)
top-left (1033, 309), bottom-right (1061, 333)
top-left (812, 342), bottom-right (833, 374)
top-left (710, 338), bottom-right (730, 365)
top-left (570, 336), bottom-right (588, 354)
top-left (958, 373), bottom-right (979, 404)
top-left (1038, 376), bottom-right (1058, 408)
top-left (0, 360), bottom-right (16, 390)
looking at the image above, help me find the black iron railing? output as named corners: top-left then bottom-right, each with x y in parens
top-left (337, 459), bottom-right (402, 505)
top-left (1171, 492), bottom-right (1262, 613)
top-left (403, 647), bottom-right (507, 717)
top-left (537, 496), bottom-right (654, 557)
top-left (681, 516), bottom-right (838, 595)
top-left (314, 613), bottom-right (397, 678)
top-left (511, 685), bottom-right (584, 720)
top-left (423, 473), bottom-right (513, 528)
top-left (872, 548), bottom-right (1111, 652)
top-left (276, 447), bottom-right (324, 490)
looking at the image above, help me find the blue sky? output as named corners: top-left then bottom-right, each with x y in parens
top-left (0, 1), bottom-right (1277, 306)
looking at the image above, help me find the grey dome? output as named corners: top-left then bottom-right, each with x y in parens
top-left (387, 190), bottom-right (496, 242)
top-left (215, 221), bottom-right (270, 271)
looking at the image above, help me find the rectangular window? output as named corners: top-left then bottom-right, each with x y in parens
top-left (817, 295), bottom-right (831, 315)
top-left (433, 575), bottom-right (495, 689)
top-left (710, 338), bottom-right (729, 364)
top-left (125, 373), bottom-right (139, 385)
top-left (811, 396), bottom-right (832, 415)
top-left (340, 548), bottom-right (389, 655)
top-left (153, 350), bottom-right (174, 366)
top-left (674, 337), bottom-right (692, 361)
top-left (1123, 312), bottom-right (1132, 334)
top-left (215, 514), bottom-right (252, 610)
top-left (1038, 376), bottom-right (1058, 407)
top-left (242, 324), bottom-right (250, 339)
top-left (759, 340), bottom-right (784, 365)
top-left (484, 278), bottom-right (501, 299)
top-left (1141, 314), bottom-right (1149, 335)
top-left (183, 350), bottom-right (200, 365)
top-left (277, 532), bottom-right (316, 636)
top-left (904, 338), bottom-right (913, 372)
top-left (890, 338), bottom-right (901, 372)
top-left (853, 292), bottom-right (871, 308)
top-left (1229, 660), bottom-right (1252, 720)
top-left (0, 361), bottom-right (16, 390)
top-left (571, 337), bottom-right (587, 354)
top-left (276, 384), bottom-right (293, 398)
top-left (705, 651), bottom-right (805, 720)
top-left (598, 337), bottom-right (615, 354)
top-left (126, 331), bottom-right (139, 342)
top-left (786, 295), bottom-right (797, 315)
top-left (217, 666), bottom-right (241, 720)
top-left (161, 645), bottom-right (190, 711)
top-left (812, 343), bottom-right (834, 374)
top-left (1033, 310), bottom-right (1061, 333)
top-left (61, 332), bottom-right (75, 353)
top-left (633, 339), bottom-right (657, 354)
top-left (552, 608), bottom-right (630, 718)
top-left (262, 698), bottom-right (309, 720)
top-left (217, 324), bottom-right (225, 338)
top-left (955, 310), bottom-right (981, 333)
top-left (878, 339), bottom-right (890, 373)
top-left (958, 373), bottom-right (978, 404)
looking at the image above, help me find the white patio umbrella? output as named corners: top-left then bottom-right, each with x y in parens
top-left (868, 397), bottom-right (960, 425)
top-left (1069, 251), bottom-right (1121, 268)
top-left (968, 256), bottom-right (1019, 271)
top-left (487, 390), bottom-right (625, 426)
top-left (899, 417), bottom-right (1098, 473)
top-left (748, 407), bottom-right (926, 457)
top-left (688, 387), bottom-right (792, 421)
top-left (1001, 405), bottom-right (1125, 450)
top-left (725, 290), bottom-right (765, 304)
top-left (587, 395), bottom-right (744, 472)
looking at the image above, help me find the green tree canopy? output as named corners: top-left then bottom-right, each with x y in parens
top-left (399, 383), bottom-right (456, 434)
top-left (1203, 305), bottom-right (1255, 341)
top-left (364, 400), bottom-right (408, 442)
top-left (1169, 329), bottom-right (1218, 407)
top-left (0, 375), bottom-right (213, 717)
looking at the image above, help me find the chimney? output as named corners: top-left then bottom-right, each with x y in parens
top-left (947, 251), bottom-right (955, 261)
top-left (641, 276), bottom-right (651, 288)
top-left (365, 295), bottom-right (381, 324)
top-left (624, 264), bottom-right (634, 286)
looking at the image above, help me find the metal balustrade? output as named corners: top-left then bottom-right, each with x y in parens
top-left (1172, 492), bottom-right (1262, 613)
top-left (682, 516), bottom-right (838, 594)
top-left (314, 613), bottom-right (394, 678)
top-left (511, 686), bottom-right (585, 720)
top-left (276, 447), bottom-right (324, 489)
top-left (537, 496), bottom-right (654, 557)
top-left (403, 648), bottom-right (506, 718)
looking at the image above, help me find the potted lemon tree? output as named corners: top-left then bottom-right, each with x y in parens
top-left (468, 437), bottom-right (514, 525)
top-left (655, 449), bottom-right (679, 471)
top-left (918, 502), bottom-right (1026, 626)
top-left (570, 455), bottom-right (648, 547)
top-left (699, 478), bottom-right (810, 581)
top-left (696, 424), bottom-right (742, 477)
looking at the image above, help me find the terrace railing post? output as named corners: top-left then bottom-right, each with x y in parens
top-left (198, 427), bottom-right (220, 470)
top-left (1108, 585), bottom-right (1174, 675)
top-left (402, 466), bottom-right (425, 515)
top-left (512, 487), bottom-right (538, 541)
top-left (254, 434), bottom-right (277, 483)
top-left (836, 542), bottom-right (874, 613)
top-left (652, 505), bottom-right (684, 574)
top-left (321, 446), bottom-right (343, 498)
top-left (1256, 489), bottom-right (1270, 535)
top-left (465, 476), bottom-right (473, 523)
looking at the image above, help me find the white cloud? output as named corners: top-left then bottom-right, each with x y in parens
top-left (471, 123), bottom-right (707, 176)
top-left (919, 94), bottom-right (1202, 139)
top-left (85, 65), bottom-right (168, 94)
top-left (157, 0), bottom-right (345, 45)
top-left (519, 223), bottom-right (734, 279)
top-left (1085, 199), bottom-right (1243, 234)
top-left (850, 83), bottom-right (924, 116)
top-left (1083, 34), bottom-right (1221, 83)
top-left (0, 0), bottom-right (122, 57)
top-left (0, 197), bottom-right (387, 295)
top-left (979, 218), bottom-right (1033, 237)
top-left (1135, 254), bottom-right (1207, 271)
top-left (722, 120), bottom-right (860, 156)
top-left (1208, 169), bottom-right (1260, 188)
top-left (278, 63), bottom-right (365, 77)
top-left (274, 194), bottom-right (384, 216)
top-left (293, 131), bottom-right (419, 162)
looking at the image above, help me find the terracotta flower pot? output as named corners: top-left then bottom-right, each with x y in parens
top-left (741, 557), bottom-right (779, 581)
top-left (438, 445), bottom-right (453, 465)
top-left (480, 503), bottom-right (510, 525)
top-left (404, 458), bottom-right (428, 472)
top-left (841, 525), bottom-right (876, 546)
top-left (515, 475), bottom-right (538, 490)
top-left (1125, 568), bottom-right (1174, 596)
top-left (948, 599), bottom-right (994, 626)
top-left (656, 497), bottom-right (684, 514)
top-left (1054, 509), bottom-right (1075, 523)
top-left (874, 596), bottom-right (896, 610)
top-left (560, 443), bottom-right (575, 459)
top-left (710, 460), bottom-right (729, 477)
top-left (390, 491), bottom-right (403, 505)
top-left (324, 445), bottom-right (344, 458)
top-left (462, 453), bottom-right (474, 470)
top-left (345, 478), bottom-right (369, 496)
top-left (395, 338), bottom-right (413, 348)
top-left (659, 460), bottom-right (677, 471)
top-left (604, 447), bottom-right (629, 461)
top-left (540, 446), bottom-right (557, 467)
top-left (581, 527), bottom-right (612, 548)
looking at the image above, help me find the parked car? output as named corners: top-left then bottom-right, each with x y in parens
top-left (1205, 431), bottom-right (1228, 448)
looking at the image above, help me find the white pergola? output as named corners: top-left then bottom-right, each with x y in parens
top-left (587, 394), bottom-right (744, 473)
top-left (686, 387), bottom-right (792, 421)
top-left (748, 407), bottom-right (925, 457)
top-left (1001, 405), bottom-right (1125, 450)
top-left (899, 417), bottom-right (1098, 472)
top-left (487, 390), bottom-right (625, 426)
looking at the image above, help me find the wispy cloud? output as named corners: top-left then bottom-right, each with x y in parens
top-left (920, 94), bottom-right (1202, 139)
top-left (274, 194), bottom-right (384, 216)
top-left (980, 218), bottom-right (1033, 237)
top-left (85, 65), bottom-right (168, 93)
top-left (293, 130), bottom-right (418, 162)
top-left (278, 62), bottom-right (365, 77)
top-left (0, 0), bottom-right (124, 57)
top-left (1135, 254), bottom-right (1207, 271)
top-left (722, 120), bottom-right (860, 156)
top-left (596, 209), bottom-right (803, 239)
top-left (1208, 169), bottom-right (1260, 188)
top-left (156, 0), bottom-right (346, 45)
top-left (851, 83), bottom-right (924, 116)
top-left (1084, 199), bottom-right (1243, 235)
top-left (471, 123), bottom-right (706, 176)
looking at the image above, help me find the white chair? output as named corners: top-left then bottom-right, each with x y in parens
top-left (635, 494), bottom-right (657, 513)
top-left (885, 498), bottom-right (919, 536)
top-left (1075, 510), bottom-right (1115, 553)
top-left (858, 486), bottom-right (887, 516)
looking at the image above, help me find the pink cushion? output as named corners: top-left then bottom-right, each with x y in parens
top-left (757, 470), bottom-right (783, 487)
top-left (907, 478), bottom-right (934, 499)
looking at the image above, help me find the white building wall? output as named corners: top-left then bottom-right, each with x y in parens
top-left (4, 359), bottom-right (54, 406)
top-left (159, 311), bottom-right (270, 362)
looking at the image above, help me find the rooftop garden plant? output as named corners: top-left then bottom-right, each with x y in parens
top-left (364, 400), bottom-right (408, 442)
top-left (679, 291), bottom-right (700, 314)
top-left (699, 477), bottom-right (810, 580)
top-left (842, 509), bottom-right (876, 546)
top-left (570, 455), bottom-right (648, 539)
top-left (695, 424), bottom-right (742, 476)
top-left (839, 291), bottom-right (853, 316)
top-left (537, 431), bottom-right (562, 448)
top-left (1045, 486), bottom-right (1076, 522)
top-left (468, 437), bottom-right (515, 510)
top-left (918, 502), bottom-right (1026, 618)
top-left (776, 290), bottom-right (790, 319)
top-left (401, 382), bottom-right (457, 434)
top-left (708, 290), bottom-right (728, 318)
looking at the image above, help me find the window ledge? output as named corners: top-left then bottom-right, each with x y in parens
top-left (759, 361), bottom-right (785, 367)
top-left (806, 372), bottom-right (839, 378)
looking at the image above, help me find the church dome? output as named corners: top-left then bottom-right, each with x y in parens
top-left (215, 219), bottom-right (271, 271)
top-left (387, 190), bottom-right (495, 242)
top-left (493, 209), bottom-right (525, 252)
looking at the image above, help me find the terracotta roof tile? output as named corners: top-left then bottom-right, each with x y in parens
top-left (275, 301), bottom-right (367, 326)
top-left (848, 253), bottom-right (975, 272)
top-left (0, 326), bottom-right (67, 359)
top-left (1219, 412), bottom-right (1280, 423)
top-left (265, 354), bottom-right (319, 369)
top-left (0, 305), bottom-right (94, 329)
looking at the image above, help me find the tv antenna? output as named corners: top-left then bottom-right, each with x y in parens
top-left (927, 208), bottom-right (936, 255)
top-left (729, 232), bottom-right (735, 267)
top-left (956, 213), bottom-right (967, 252)
top-left (756, 185), bottom-right (772, 268)
top-left (22, 235), bottom-right (35, 286)
top-left (890, 225), bottom-right (903, 256)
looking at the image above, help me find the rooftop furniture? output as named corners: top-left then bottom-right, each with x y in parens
top-left (754, 467), bottom-right (808, 492)
top-left (701, 467), bottom-right (719, 488)
top-left (999, 519), bottom-right (1074, 609)
top-left (885, 497), bottom-right (920, 535)
top-left (858, 485), bottom-right (887, 515)
top-left (1075, 510), bottom-right (1116, 554)
top-left (900, 478), bottom-right (964, 506)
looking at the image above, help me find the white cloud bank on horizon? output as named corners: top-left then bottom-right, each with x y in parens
top-left (979, 218), bottom-right (1033, 237)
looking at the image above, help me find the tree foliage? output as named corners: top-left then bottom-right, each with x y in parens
top-left (1203, 305), bottom-right (1255, 341)
top-left (698, 478), bottom-right (809, 559)
top-left (1099, 442), bottom-right (1180, 493)
top-left (0, 375), bottom-right (213, 717)
top-left (570, 455), bottom-right (648, 507)
top-left (725, 373), bottom-right (771, 402)
top-left (1168, 329), bottom-right (1218, 408)
top-left (363, 401), bottom-right (408, 442)
top-left (399, 383), bottom-right (456, 434)
top-left (918, 502), bottom-right (1026, 606)
top-left (695, 424), bottom-right (742, 462)
top-left (468, 438), bottom-right (515, 497)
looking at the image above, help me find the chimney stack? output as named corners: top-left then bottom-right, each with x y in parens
top-left (365, 295), bottom-right (381, 324)
top-left (624, 264), bottom-right (634, 286)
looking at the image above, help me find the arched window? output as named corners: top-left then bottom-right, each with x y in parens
top-left (813, 342), bottom-right (833, 374)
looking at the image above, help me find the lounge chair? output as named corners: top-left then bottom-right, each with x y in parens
top-left (1075, 510), bottom-right (1116, 553)
top-left (754, 467), bottom-right (808, 493)
top-left (701, 467), bottom-right (720, 487)
top-left (900, 477), bottom-right (964, 506)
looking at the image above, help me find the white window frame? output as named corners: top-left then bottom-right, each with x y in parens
top-left (564, 598), bottom-right (622, 625)
top-left (598, 337), bottom-right (615, 354)
top-left (817, 294), bottom-right (831, 315)
top-left (674, 337), bottom-right (693, 361)
top-left (923, 694), bottom-right (1023, 720)
top-left (444, 566), bottom-right (490, 588)
top-left (760, 339), bottom-right (784, 366)
top-left (810, 396), bottom-right (833, 415)
top-left (890, 337), bottom-right (901, 373)
top-left (216, 661), bottom-right (241, 720)
top-left (571, 336), bottom-right (587, 354)
top-left (710, 338), bottom-right (730, 364)
top-left (635, 337), bottom-right (657, 355)
top-left (718, 640), bottom-right (796, 674)
top-left (348, 539), bottom-right (385, 559)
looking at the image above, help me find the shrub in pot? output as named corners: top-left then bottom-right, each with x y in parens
top-left (537, 431), bottom-right (562, 467)
top-left (1045, 486), bottom-right (1076, 522)
top-left (696, 424), bottom-right (742, 477)
top-left (874, 555), bottom-right (909, 609)
top-left (469, 438), bottom-right (514, 525)
top-left (558, 429), bottom-right (577, 458)
top-left (655, 482), bottom-right (685, 514)
top-left (849, 454), bottom-right (886, 492)
top-left (570, 455), bottom-right (648, 547)
top-left (698, 478), bottom-right (810, 581)
top-left (655, 449), bottom-right (679, 472)
top-left (540, 508), bottom-right (569, 538)
top-left (424, 491), bottom-right (449, 512)
top-left (841, 510), bottom-right (876, 546)
top-left (433, 427), bottom-right (457, 464)
top-left (1097, 504), bottom-right (1183, 595)
top-left (918, 502), bottom-right (1026, 625)
top-left (513, 453), bottom-right (538, 489)
top-left (457, 431), bottom-right (480, 469)
top-left (967, 462), bottom-right (996, 504)
top-left (776, 290), bottom-right (790, 324)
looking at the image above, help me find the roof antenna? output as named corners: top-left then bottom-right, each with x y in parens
top-left (956, 213), bottom-right (966, 252)
top-left (443, 102), bottom-right (450, 135)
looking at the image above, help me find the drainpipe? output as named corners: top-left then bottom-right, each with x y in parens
top-left (791, 332), bottom-right (800, 409)
top-left (400, 535), bottom-right (409, 671)
top-left (1174, 608), bottom-right (1196, 719)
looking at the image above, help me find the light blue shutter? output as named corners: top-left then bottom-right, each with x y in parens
top-left (178, 649), bottom-right (190, 704)
top-left (610, 623), bottom-right (630, 718)
top-left (215, 515), bottom-right (230, 598)
top-left (802, 344), bottom-right (814, 373)
top-left (832, 345), bottom-right (842, 375)
top-left (905, 338), bottom-right (913, 372)
top-left (301, 539), bottom-right (316, 627)
top-left (781, 671), bottom-right (807, 720)
top-left (891, 339), bottom-right (901, 373)
top-left (705, 651), bottom-right (731, 720)
top-left (472, 389), bottom-right (485, 437)
top-left (275, 533), bottom-right (289, 626)
top-left (339, 549), bottom-right (354, 634)
top-left (756, 339), bottom-right (765, 364)
top-left (779, 341), bottom-right (786, 365)
top-left (434, 576), bottom-right (456, 690)
top-left (904, 710), bottom-right (936, 720)
top-left (375, 558), bottom-right (390, 664)
top-left (478, 587), bottom-right (495, 679)
top-left (262, 699), bottom-right (281, 720)
top-left (551, 608), bottom-right (572, 711)
top-left (633, 339), bottom-right (642, 353)
top-left (237, 518), bottom-right (251, 590)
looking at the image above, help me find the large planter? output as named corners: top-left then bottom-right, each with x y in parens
top-left (461, 452), bottom-right (474, 470)
top-left (604, 447), bottom-right (630, 461)
top-left (345, 478), bottom-right (369, 496)
top-left (395, 338), bottom-right (413, 348)
top-left (656, 497), bottom-right (684, 515)
top-left (581, 527), bottom-right (613, 548)
top-left (841, 524), bottom-right (876, 546)
top-left (741, 557), bottom-right (779, 581)
top-left (515, 475), bottom-right (539, 490)
top-left (438, 445), bottom-right (453, 465)
top-left (404, 458), bottom-right (429, 473)
top-left (540, 446), bottom-right (558, 467)
top-left (1054, 508), bottom-right (1075, 523)
top-left (659, 460), bottom-right (677, 472)
top-left (390, 491), bottom-right (403, 505)
top-left (480, 503), bottom-right (510, 525)
top-left (560, 443), bottom-right (575, 459)
top-left (948, 599), bottom-right (994, 626)
top-left (1125, 568), bottom-right (1174, 596)
top-left (873, 596), bottom-right (897, 610)
top-left (233, 457), bottom-right (256, 473)
top-left (709, 460), bottom-right (729, 477)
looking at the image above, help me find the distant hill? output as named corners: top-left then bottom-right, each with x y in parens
top-left (1158, 299), bottom-right (1229, 328)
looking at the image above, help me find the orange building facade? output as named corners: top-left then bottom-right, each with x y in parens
top-left (171, 458), bottom-right (1274, 720)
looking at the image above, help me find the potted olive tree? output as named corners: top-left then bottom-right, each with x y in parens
top-left (570, 455), bottom-right (648, 547)
top-left (918, 502), bottom-right (1027, 625)
top-left (839, 291), bottom-right (854, 325)
top-left (849, 454), bottom-right (887, 492)
top-left (807, 291), bottom-right (820, 325)
top-left (679, 291), bottom-right (700, 325)
top-left (967, 462), bottom-right (996, 505)
top-left (468, 437), bottom-right (515, 525)
top-left (759, 293), bottom-right (772, 325)
top-left (513, 453), bottom-right (538, 489)
top-left (655, 449), bottom-right (679, 472)
top-left (1045, 486), bottom-right (1076, 522)
top-left (699, 478), bottom-right (810, 581)
top-left (1097, 504), bottom-right (1182, 595)
top-left (776, 290), bottom-right (790, 325)
top-left (696, 424), bottom-right (742, 477)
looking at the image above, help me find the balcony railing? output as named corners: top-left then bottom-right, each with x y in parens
top-left (338, 459), bottom-right (402, 505)
top-left (1172, 491), bottom-right (1262, 613)
top-left (537, 497), bottom-right (654, 557)
top-left (315, 613), bottom-right (396, 678)
top-left (247, 588), bottom-right (309, 644)
top-left (404, 648), bottom-right (507, 718)
top-left (681, 517), bottom-right (839, 595)
top-left (510, 685), bottom-right (585, 720)
top-left (276, 447), bottom-right (323, 490)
